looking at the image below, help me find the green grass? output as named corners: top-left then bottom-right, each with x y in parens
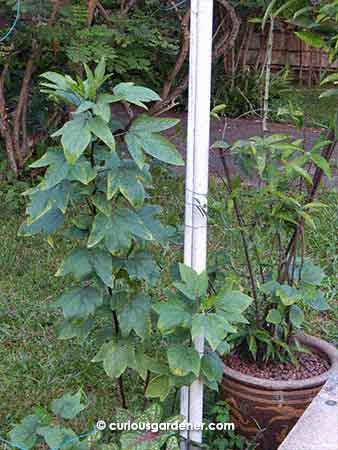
top-left (282, 87), bottom-right (337, 127)
top-left (303, 192), bottom-right (338, 343)
top-left (0, 198), bottom-right (123, 434)
top-left (0, 175), bottom-right (337, 437)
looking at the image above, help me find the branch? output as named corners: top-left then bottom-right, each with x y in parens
top-left (213, 0), bottom-right (241, 60)
top-left (49, 0), bottom-right (63, 25)
top-left (97, 1), bottom-right (112, 23)
top-left (120, 0), bottom-right (137, 17)
top-left (0, 65), bottom-right (18, 176)
top-left (160, 7), bottom-right (190, 101)
top-left (13, 41), bottom-right (40, 167)
top-left (151, 0), bottom-right (241, 115)
top-left (150, 5), bottom-right (190, 115)
top-left (218, 149), bottom-right (260, 328)
top-left (281, 129), bottom-right (336, 282)
top-left (87, 0), bottom-right (97, 26)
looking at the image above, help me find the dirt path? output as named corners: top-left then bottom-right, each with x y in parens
top-left (167, 114), bottom-right (331, 177)
top-left (112, 106), bottom-right (337, 183)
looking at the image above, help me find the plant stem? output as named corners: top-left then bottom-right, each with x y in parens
top-left (112, 306), bottom-right (127, 409)
top-left (218, 150), bottom-right (260, 327)
top-left (282, 130), bottom-right (336, 282)
top-left (88, 142), bottom-right (127, 409)
top-left (262, 16), bottom-right (274, 133)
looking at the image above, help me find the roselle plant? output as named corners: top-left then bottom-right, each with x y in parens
top-left (211, 131), bottom-right (335, 364)
top-left (18, 59), bottom-right (253, 449)
top-left (18, 59), bottom-right (186, 401)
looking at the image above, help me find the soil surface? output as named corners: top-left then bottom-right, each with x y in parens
top-left (226, 351), bottom-right (330, 381)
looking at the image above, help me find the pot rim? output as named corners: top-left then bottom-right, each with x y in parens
top-left (223, 334), bottom-right (338, 391)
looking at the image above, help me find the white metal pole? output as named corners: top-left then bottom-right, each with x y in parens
top-left (182, 0), bottom-right (214, 448)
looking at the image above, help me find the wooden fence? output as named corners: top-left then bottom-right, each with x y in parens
top-left (225, 23), bottom-right (337, 86)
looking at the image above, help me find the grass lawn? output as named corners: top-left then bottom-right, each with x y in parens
top-left (0, 172), bottom-right (337, 436)
top-left (0, 200), bottom-right (122, 435)
top-left (289, 88), bottom-right (338, 127)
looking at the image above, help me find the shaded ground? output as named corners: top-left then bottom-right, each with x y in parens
top-left (113, 105), bottom-right (337, 183)
top-left (167, 114), bottom-right (330, 176)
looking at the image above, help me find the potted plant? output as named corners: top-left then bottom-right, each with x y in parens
top-left (210, 129), bottom-right (338, 449)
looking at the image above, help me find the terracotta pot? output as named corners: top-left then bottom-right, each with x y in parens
top-left (220, 334), bottom-right (338, 450)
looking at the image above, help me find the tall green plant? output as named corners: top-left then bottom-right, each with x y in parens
top-left (18, 57), bottom-right (184, 406)
top-left (18, 60), bottom-right (253, 448)
top-left (212, 133), bottom-right (333, 363)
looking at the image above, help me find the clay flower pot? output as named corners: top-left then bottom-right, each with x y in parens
top-left (220, 334), bottom-right (338, 450)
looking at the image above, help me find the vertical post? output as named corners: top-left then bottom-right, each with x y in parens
top-left (181, 0), bottom-right (214, 448)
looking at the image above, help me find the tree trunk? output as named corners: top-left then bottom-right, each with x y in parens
top-left (0, 66), bottom-right (18, 176)
top-left (150, 0), bottom-right (240, 116)
top-left (0, 4), bottom-right (61, 177)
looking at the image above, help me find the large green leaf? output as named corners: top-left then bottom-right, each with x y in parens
top-left (153, 299), bottom-right (191, 334)
top-left (8, 415), bottom-right (41, 450)
top-left (113, 82), bottom-right (161, 108)
top-left (107, 157), bottom-right (147, 207)
top-left (56, 119), bottom-right (92, 164)
top-left (29, 148), bottom-right (65, 168)
top-left (119, 294), bottom-right (151, 339)
top-left (37, 426), bottom-right (80, 450)
top-left (295, 31), bottom-right (327, 49)
top-left (146, 375), bottom-right (171, 401)
top-left (201, 351), bottom-right (224, 384)
top-left (87, 116), bottom-right (115, 151)
top-left (191, 314), bottom-right (236, 351)
top-left (137, 205), bottom-right (175, 242)
top-left (57, 319), bottom-right (94, 340)
top-left (134, 132), bottom-right (184, 166)
top-left (130, 114), bottom-right (179, 133)
top-left (30, 150), bottom-right (69, 191)
top-left (319, 88), bottom-right (338, 98)
top-left (31, 151), bottom-right (96, 192)
top-left (40, 72), bottom-right (72, 91)
top-left (311, 154), bottom-right (332, 179)
top-left (90, 249), bottom-right (114, 287)
top-left (87, 210), bottom-right (153, 254)
top-left (68, 160), bottom-right (97, 184)
top-left (214, 289), bottom-right (253, 313)
top-left (123, 251), bottom-right (160, 286)
top-left (125, 132), bottom-right (146, 169)
top-left (266, 308), bottom-right (282, 325)
top-left (289, 305), bottom-right (304, 328)
top-left (167, 345), bottom-right (200, 377)
top-left (92, 339), bottom-right (135, 378)
top-left (133, 348), bottom-right (148, 381)
top-left (174, 264), bottom-right (208, 300)
top-left (18, 208), bottom-right (64, 237)
top-left (276, 285), bottom-right (301, 306)
top-left (304, 291), bottom-right (330, 311)
top-left (51, 391), bottom-right (86, 420)
top-left (301, 261), bottom-right (325, 286)
top-left (56, 248), bottom-right (114, 288)
top-left (26, 182), bottom-right (71, 223)
top-left (55, 287), bottom-right (103, 319)
top-left (126, 116), bottom-right (183, 167)
top-left (56, 249), bottom-right (92, 280)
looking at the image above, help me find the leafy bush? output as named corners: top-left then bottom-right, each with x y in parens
top-left (211, 131), bottom-right (334, 363)
top-left (213, 65), bottom-right (294, 119)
